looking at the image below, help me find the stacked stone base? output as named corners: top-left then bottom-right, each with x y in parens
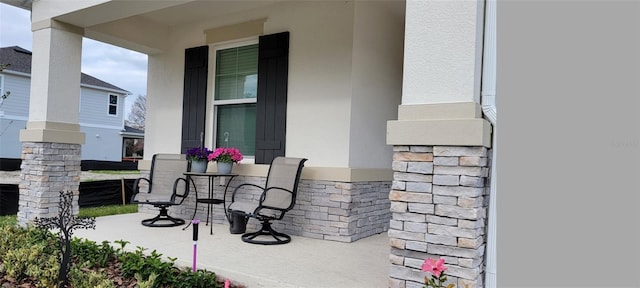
top-left (139, 174), bottom-right (391, 243)
top-left (389, 145), bottom-right (491, 288)
top-left (18, 142), bottom-right (81, 226)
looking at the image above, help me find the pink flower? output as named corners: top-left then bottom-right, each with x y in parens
top-left (422, 258), bottom-right (447, 277)
top-left (224, 279), bottom-right (230, 288)
top-left (208, 147), bottom-right (243, 163)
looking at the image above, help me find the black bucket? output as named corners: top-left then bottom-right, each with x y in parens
top-left (229, 210), bottom-right (248, 234)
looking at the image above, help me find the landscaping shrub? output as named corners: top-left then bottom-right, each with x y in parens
top-left (0, 223), bottom-right (224, 288)
top-left (0, 225), bottom-right (60, 287)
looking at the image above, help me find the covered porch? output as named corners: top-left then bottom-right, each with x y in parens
top-left (3, 0), bottom-right (497, 287)
top-left (73, 212), bottom-right (389, 288)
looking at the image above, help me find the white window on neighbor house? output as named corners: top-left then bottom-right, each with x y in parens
top-left (108, 94), bottom-right (118, 116)
top-left (212, 40), bottom-right (258, 158)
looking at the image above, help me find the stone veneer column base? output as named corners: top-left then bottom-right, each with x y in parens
top-left (17, 142), bottom-right (81, 226)
top-left (389, 145), bottom-right (491, 288)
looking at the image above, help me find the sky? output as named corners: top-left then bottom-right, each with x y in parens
top-left (0, 3), bottom-right (148, 117)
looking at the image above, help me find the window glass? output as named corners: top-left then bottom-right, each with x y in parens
top-left (216, 104), bottom-right (256, 155)
top-left (214, 43), bottom-right (259, 157)
top-left (108, 94), bottom-right (118, 115)
top-left (215, 44), bottom-right (258, 100)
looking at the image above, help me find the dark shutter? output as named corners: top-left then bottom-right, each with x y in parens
top-left (255, 32), bottom-right (289, 164)
top-left (181, 46), bottom-right (209, 153)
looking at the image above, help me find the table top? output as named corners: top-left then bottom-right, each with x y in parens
top-left (183, 172), bottom-right (238, 177)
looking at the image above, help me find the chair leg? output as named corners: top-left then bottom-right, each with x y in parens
top-left (241, 220), bottom-right (291, 245)
top-left (141, 206), bottom-right (185, 227)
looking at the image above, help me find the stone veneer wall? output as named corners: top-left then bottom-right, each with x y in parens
top-left (389, 145), bottom-right (491, 288)
top-left (137, 172), bottom-right (391, 243)
top-left (17, 142), bottom-right (82, 226)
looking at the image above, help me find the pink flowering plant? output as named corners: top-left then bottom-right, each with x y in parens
top-left (422, 258), bottom-right (455, 288)
top-left (208, 147), bottom-right (243, 164)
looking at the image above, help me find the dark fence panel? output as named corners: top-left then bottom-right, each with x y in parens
top-left (0, 184), bottom-right (19, 216)
top-left (1, 158), bottom-right (139, 171)
top-left (81, 160), bottom-right (138, 171)
top-left (78, 179), bottom-right (136, 208)
top-left (0, 179), bottom-right (137, 215)
top-left (0, 159), bottom-right (21, 171)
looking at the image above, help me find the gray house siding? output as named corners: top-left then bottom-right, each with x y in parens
top-left (78, 87), bottom-right (127, 161)
top-left (79, 125), bottom-right (123, 161)
top-left (0, 73), bottom-right (30, 117)
top-left (0, 46), bottom-right (130, 161)
top-left (0, 72), bottom-right (30, 158)
top-left (79, 87), bottom-right (125, 127)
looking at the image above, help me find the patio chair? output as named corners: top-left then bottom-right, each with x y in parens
top-left (131, 153), bottom-right (190, 227)
top-left (228, 157), bottom-right (307, 245)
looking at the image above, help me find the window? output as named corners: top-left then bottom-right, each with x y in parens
top-left (213, 42), bottom-right (258, 157)
top-left (108, 94), bottom-right (118, 115)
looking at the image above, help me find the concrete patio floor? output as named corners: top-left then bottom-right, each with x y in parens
top-left (73, 212), bottom-right (390, 288)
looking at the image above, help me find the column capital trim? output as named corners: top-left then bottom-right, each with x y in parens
top-left (32, 19), bottom-right (84, 35)
top-left (387, 102), bottom-right (492, 147)
top-left (20, 121), bottom-right (85, 144)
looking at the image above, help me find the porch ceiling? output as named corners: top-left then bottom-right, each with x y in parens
top-left (55, 0), bottom-right (283, 53)
top-left (54, 0), bottom-right (282, 28)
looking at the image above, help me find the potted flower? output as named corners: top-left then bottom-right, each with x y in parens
top-left (208, 147), bottom-right (243, 174)
top-left (186, 147), bottom-right (212, 173)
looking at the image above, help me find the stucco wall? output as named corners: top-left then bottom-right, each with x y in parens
top-left (144, 1), bottom-right (404, 170)
top-left (402, 0), bottom-right (484, 105)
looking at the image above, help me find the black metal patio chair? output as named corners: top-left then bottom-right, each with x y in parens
top-left (131, 153), bottom-right (190, 227)
top-left (228, 157), bottom-right (307, 245)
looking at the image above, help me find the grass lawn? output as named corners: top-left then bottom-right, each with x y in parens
top-left (88, 170), bottom-right (140, 174)
top-left (0, 204), bottom-right (138, 224)
top-left (78, 204), bottom-right (138, 218)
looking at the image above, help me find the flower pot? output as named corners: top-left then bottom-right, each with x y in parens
top-left (190, 160), bottom-right (208, 173)
top-left (217, 161), bottom-right (233, 174)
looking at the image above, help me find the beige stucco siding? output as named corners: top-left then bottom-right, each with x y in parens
top-left (144, 1), bottom-right (404, 169)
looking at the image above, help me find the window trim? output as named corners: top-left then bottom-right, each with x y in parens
top-left (108, 93), bottom-right (119, 116)
top-left (210, 38), bottom-right (259, 162)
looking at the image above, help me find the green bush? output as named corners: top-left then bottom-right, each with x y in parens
top-left (0, 225), bottom-right (60, 287)
top-left (68, 267), bottom-right (115, 288)
top-left (71, 238), bottom-right (116, 268)
top-left (115, 241), bottom-right (181, 287)
top-left (174, 269), bottom-right (220, 288)
top-left (0, 224), bottom-right (222, 288)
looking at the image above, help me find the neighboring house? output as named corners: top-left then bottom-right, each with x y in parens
top-left (2, 1), bottom-right (497, 287)
top-left (121, 125), bottom-right (144, 161)
top-left (0, 46), bottom-right (131, 162)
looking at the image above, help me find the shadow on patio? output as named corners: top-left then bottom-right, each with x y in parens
top-left (73, 213), bottom-right (389, 288)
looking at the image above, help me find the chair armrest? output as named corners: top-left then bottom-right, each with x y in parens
top-left (172, 177), bottom-right (189, 204)
top-left (130, 177), bottom-right (151, 203)
top-left (132, 177), bottom-right (151, 193)
top-left (231, 183), bottom-right (265, 202)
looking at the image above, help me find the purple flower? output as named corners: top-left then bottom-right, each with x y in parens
top-left (186, 147), bottom-right (212, 161)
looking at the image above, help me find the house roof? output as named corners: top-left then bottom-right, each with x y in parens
top-left (0, 46), bottom-right (129, 93)
top-left (121, 125), bottom-right (144, 138)
top-left (123, 125), bottom-right (144, 134)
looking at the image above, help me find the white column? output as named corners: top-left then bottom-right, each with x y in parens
top-left (17, 19), bottom-right (85, 225)
top-left (19, 20), bottom-right (85, 144)
top-left (402, 0), bottom-right (485, 104)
